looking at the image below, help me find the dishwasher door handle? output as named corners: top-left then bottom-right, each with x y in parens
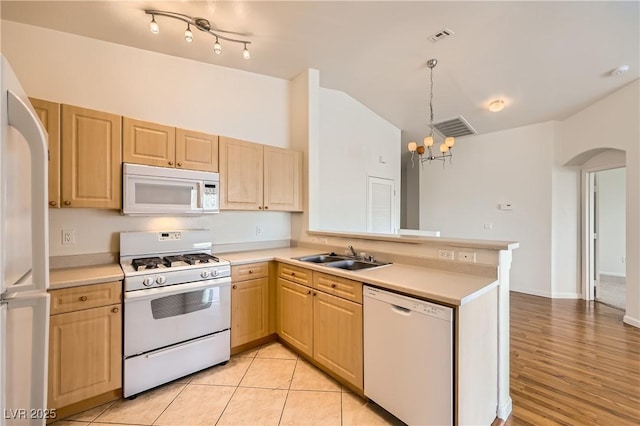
top-left (391, 304), bottom-right (412, 315)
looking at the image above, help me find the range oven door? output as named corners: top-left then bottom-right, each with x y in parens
top-left (123, 278), bottom-right (230, 357)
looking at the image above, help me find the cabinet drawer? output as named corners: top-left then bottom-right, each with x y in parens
top-left (50, 282), bottom-right (122, 315)
top-left (313, 273), bottom-right (362, 304)
top-left (278, 263), bottom-right (311, 286)
top-left (231, 262), bottom-right (269, 282)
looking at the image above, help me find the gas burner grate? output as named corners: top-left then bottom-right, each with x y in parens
top-left (160, 253), bottom-right (219, 267)
top-left (131, 256), bottom-right (167, 271)
top-left (183, 253), bottom-right (219, 264)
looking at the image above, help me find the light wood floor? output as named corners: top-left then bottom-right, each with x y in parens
top-left (506, 292), bottom-right (640, 425)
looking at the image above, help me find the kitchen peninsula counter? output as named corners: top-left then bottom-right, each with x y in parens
top-left (220, 247), bottom-right (497, 306)
top-left (49, 263), bottom-right (124, 290)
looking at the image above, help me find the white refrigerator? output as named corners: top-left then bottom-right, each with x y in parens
top-left (0, 56), bottom-right (51, 425)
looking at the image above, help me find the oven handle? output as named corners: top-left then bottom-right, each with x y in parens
top-left (124, 278), bottom-right (231, 302)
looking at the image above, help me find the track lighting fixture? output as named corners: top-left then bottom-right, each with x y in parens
top-left (145, 9), bottom-right (252, 59)
top-left (184, 24), bottom-right (193, 43)
top-left (149, 14), bottom-right (159, 34)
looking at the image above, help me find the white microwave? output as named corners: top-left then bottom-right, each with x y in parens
top-left (122, 163), bottom-right (219, 215)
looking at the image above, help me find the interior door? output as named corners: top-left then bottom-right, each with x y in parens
top-left (367, 176), bottom-right (395, 233)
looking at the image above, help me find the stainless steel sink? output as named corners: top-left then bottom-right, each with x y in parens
top-left (325, 259), bottom-right (390, 271)
top-left (294, 253), bottom-right (347, 263)
top-left (294, 253), bottom-right (391, 270)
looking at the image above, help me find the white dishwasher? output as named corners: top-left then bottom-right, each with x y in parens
top-left (363, 285), bottom-right (453, 426)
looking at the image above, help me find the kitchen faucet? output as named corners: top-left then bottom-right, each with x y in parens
top-left (348, 245), bottom-right (358, 257)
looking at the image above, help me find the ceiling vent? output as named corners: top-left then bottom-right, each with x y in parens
top-left (429, 28), bottom-right (455, 42)
top-left (433, 116), bottom-right (477, 138)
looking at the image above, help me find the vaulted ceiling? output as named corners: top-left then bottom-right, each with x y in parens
top-left (3, 1), bottom-right (638, 146)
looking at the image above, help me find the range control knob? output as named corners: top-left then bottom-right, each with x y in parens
top-left (156, 276), bottom-right (167, 285)
top-left (211, 269), bottom-right (219, 277)
top-left (142, 277), bottom-right (154, 287)
top-left (201, 270), bottom-right (210, 278)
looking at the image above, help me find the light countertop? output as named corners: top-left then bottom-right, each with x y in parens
top-left (49, 264), bottom-right (124, 290)
top-left (219, 247), bottom-right (497, 306)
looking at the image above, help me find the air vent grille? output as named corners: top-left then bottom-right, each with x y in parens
top-left (433, 116), bottom-right (477, 138)
top-left (429, 28), bottom-right (455, 42)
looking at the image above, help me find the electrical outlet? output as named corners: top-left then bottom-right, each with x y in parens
top-left (459, 251), bottom-right (476, 263)
top-left (484, 223), bottom-right (494, 230)
top-left (319, 238), bottom-right (328, 244)
top-left (438, 250), bottom-right (455, 260)
top-left (62, 229), bottom-right (75, 245)
top-left (255, 225), bottom-right (263, 237)
top-left (622, 257), bottom-right (627, 263)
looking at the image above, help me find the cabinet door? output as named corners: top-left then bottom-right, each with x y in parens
top-left (313, 291), bottom-right (363, 390)
top-left (231, 277), bottom-right (269, 348)
top-left (122, 117), bottom-right (176, 168)
top-left (48, 304), bottom-right (122, 409)
top-left (30, 98), bottom-right (61, 208)
top-left (264, 146), bottom-right (303, 212)
top-left (277, 278), bottom-right (313, 357)
top-left (61, 105), bottom-right (122, 208)
top-left (175, 128), bottom-right (219, 172)
top-left (219, 137), bottom-right (264, 210)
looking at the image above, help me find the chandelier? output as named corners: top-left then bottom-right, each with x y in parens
top-left (145, 9), bottom-right (252, 59)
top-left (407, 59), bottom-right (455, 165)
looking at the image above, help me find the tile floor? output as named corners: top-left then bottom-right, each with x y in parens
top-left (53, 341), bottom-right (404, 426)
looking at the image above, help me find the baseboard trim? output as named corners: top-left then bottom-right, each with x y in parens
top-left (550, 292), bottom-right (581, 299)
top-left (497, 396), bottom-right (513, 420)
top-left (510, 289), bottom-right (580, 299)
top-left (623, 315), bottom-right (640, 328)
top-left (600, 272), bottom-right (626, 278)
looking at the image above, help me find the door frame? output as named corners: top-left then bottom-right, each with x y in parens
top-left (581, 163), bottom-right (625, 300)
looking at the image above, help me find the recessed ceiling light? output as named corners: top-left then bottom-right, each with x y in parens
top-left (488, 99), bottom-right (505, 113)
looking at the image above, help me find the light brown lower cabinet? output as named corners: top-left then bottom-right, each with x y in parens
top-left (276, 264), bottom-right (364, 391)
top-left (48, 282), bottom-right (122, 411)
top-left (231, 276), bottom-right (270, 348)
top-left (312, 290), bottom-right (363, 389)
top-left (277, 278), bottom-right (314, 357)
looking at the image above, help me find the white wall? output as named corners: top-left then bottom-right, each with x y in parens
top-left (316, 88), bottom-right (401, 232)
top-left (560, 79), bottom-right (640, 327)
top-left (419, 121), bottom-right (559, 296)
top-left (598, 168), bottom-right (626, 277)
top-left (2, 20), bottom-right (293, 256)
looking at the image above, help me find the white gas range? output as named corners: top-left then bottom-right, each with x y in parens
top-left (120, 230), bottom-right (231, 398)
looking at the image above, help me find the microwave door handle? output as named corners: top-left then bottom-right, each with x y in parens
top-left (197, 181), bottom-right (204, 211)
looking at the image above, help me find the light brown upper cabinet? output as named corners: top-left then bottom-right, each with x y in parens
top-left (264, 146), bottom-right (303, 212)
top-left (123, 118), bottom-right (219, 172)
top-left (30, 98), bottom-right (60, 208)
top-left (122, 118), bottom-right (176, 168)
top-left (219, 137), bottom-right (303, 211)
top-left (61, 105), bottom-right (122, 209)
top-left (175, 128), bottom-right (219, 172)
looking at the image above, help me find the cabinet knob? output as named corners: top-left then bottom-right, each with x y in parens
top-left (232, 285), bottom-right (237, 289)
top-left (168, 161), bottom-right (174, 166)
top-left (112, 307), bottom-right (119, 313)
top-left (306, 290), bottom-right (311, 295)
top-left (248, 270), bottom-right (253, 274)
top-left (313, 292), bottom-right (317, 296)
top-left (79, 296), bottom-right (88, 301)
top-left (258, 206), bottom-right (263, 210)
top-left (331, 283), bottom-right (336, 288)
top-left (291, 272), bottom-right (295, 277)
top-left (49, 201), bottom-right (57, 207)
top-left (264, 206), bottom-right (269, 210)
top-left (64, 201), bottom-right (71, 206)
top-left (177, 162), bottom-right (182, 167)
